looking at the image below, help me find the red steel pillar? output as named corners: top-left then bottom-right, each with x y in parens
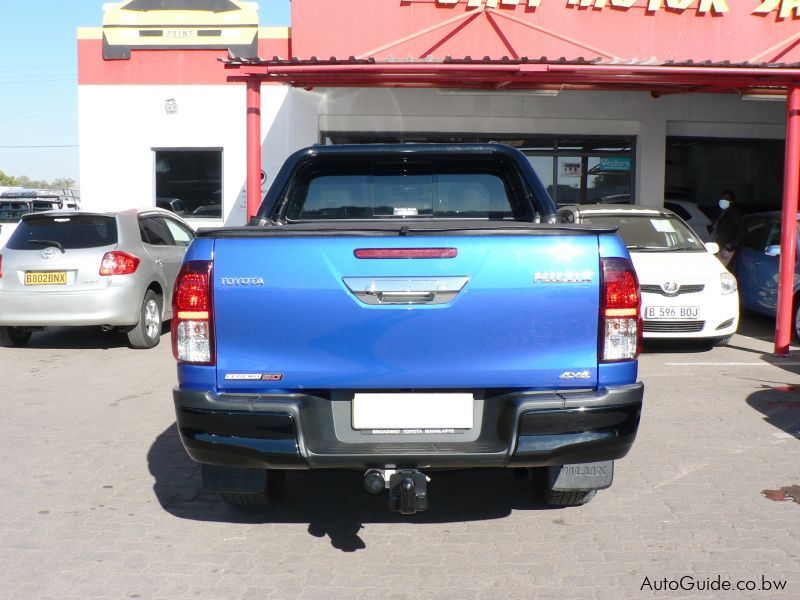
top-left (774, 85), bottom-right (800, 355)
top-left (246, 76), bottom-right (262, 222)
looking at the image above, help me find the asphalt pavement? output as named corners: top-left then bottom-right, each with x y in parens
top-left (1, 313), bottom-right (798, 599)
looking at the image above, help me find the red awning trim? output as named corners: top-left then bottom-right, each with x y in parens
top-left (222, 57), bottom-right (800, 93)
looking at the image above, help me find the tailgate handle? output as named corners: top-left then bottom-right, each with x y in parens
top-left (343, 276), bottom-right (469, 306)
top-left (371, 290), bottom-right (436, 303)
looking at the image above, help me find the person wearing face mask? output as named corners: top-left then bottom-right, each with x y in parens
top-left (712, 189), bottom-right (746, 269)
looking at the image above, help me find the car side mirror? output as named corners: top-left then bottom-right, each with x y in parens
top-left (765, 245), bottom-right (781, 257)
top-left (704, 242), bottom-right (719, 254)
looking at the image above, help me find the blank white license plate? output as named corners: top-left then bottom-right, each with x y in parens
top-left (352, 393), bottom-right (473, 430)
top-left (645, 306), bottom-right (700, 320)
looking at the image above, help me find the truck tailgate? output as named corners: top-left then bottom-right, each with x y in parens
top-left (213, 234), bottom-right (600, 391)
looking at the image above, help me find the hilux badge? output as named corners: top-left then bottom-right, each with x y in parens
top-left (534, 271), bottom-right (592, 284)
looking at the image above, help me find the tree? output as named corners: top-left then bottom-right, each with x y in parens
top-left (0, 170), bottom-right (18, 186)
top-left (49, 178), bottom-right (76, 190)
top-left (0, 171), bottom-right (75, 190)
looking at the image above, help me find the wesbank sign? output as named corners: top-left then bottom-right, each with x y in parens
top-left (433, 0), bottom-right (800, 17)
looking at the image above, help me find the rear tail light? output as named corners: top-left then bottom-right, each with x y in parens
top-left (172, 260), bottom-right (215, 365)
top-left (99, 251), bottom-right (140, 276)
top-left (0, 254), bottom-right (3, 279)
top-left (600, 257), bottom-right (641, 362)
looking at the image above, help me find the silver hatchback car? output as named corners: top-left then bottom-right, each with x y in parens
top-left (0, 208), bottom-right (194, 348)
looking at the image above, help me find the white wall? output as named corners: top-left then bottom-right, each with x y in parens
top-left (79, 84), bottom-right (787, 226)
top-left (78, 84), bottom-right (290, 228)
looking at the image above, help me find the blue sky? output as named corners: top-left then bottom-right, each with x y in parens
top-left (0, 0), bottom-right (291, 185)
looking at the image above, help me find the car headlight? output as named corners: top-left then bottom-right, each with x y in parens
top-left (720, 272), bottom-right (737, 295)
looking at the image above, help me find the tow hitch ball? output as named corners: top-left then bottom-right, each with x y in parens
top-left (363, 469), bottom-right (429, 515)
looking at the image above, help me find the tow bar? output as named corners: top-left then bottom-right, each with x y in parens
top-left (363, 469), bottom-right (429, 515)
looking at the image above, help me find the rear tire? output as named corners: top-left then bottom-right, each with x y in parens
top-left (0, 326), bottom-right (32, 347)
top-left (127, 290), bottom-right (162, 349)
top-left (532, 468), bottom-right (598, 507)
top-left (222, 470), bottom-right (286, 509)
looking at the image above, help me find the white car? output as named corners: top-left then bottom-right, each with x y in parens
top-left (561, 204), bottom-right (739, 344)
top-left (597, 194), bottom-right (715, 242)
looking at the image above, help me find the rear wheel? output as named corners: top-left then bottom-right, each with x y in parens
top-left (221, 470), bottom-right (286, 509)
top-left (532, 468), bottom-right (597, 507)
top-left (127, 290), bottom-right (162, 349)
top-left (0, 326), bottom-right (32, 347)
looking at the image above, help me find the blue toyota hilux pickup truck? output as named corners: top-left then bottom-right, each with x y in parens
top-left (171, 144), bottom-right (643, 514)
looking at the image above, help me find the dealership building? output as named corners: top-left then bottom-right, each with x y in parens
top-left (77, 0), bottom-right (800, 347)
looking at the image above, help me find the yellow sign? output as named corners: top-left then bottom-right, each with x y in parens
top-left (754, 0), bottom-right (800, 18)
top-left (102, 0), bottom-right (259, 60)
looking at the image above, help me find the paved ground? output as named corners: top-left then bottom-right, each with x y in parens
top-left (1, 314), bottom-right (799, 599)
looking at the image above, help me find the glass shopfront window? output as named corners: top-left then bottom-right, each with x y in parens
top-left (322, 132), bottom-right (635, 206)
top-left (154, 149), bottom-right (222, 219)
top-left (666, 137), bottom-right (785, 217)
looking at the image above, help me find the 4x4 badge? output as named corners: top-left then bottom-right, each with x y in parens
top-left (559, 370), bottom-right (591, 380)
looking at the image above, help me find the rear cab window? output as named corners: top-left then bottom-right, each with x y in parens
top-left (7, 215), bottom-right (118, 250)
top-left (281, 157), bottom-right (535, 222)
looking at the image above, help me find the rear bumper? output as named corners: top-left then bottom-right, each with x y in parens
top-left (174, 383), bottom-right (643, 470)
top-left (0, 282), bottom-right (142, 327)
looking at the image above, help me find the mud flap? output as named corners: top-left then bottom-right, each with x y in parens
top-left (548, 461), bottom-right (614, 491)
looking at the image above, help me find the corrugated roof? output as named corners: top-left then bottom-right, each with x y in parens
top-left (221, 56), bottom-right (800, 95)
top-left (225, 55), bottom-right (800, 69)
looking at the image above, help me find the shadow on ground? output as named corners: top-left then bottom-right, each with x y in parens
top-left (644, 313), bottom-right (800, 376)
top-left (747, 385), bottom-right (800, 441)
top-left (15, 325), bottom-right (170, 350)
top-left (148, 423), bottom-right (555, 551)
